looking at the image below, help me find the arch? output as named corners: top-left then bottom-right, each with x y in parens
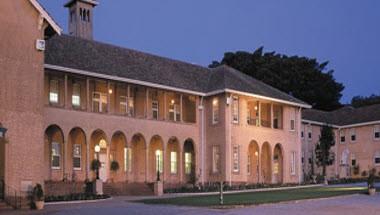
top-left (261, 142), bottom-right (271, 184)
top-left (90, 129), bottom-right (108, 181)
top-left (67, 127), bottom-right (87, 181)
top-left (273, 143), bottom-right (284, 184)
top-left (110, 131), bottom-right (127, 182)
top-left (148, 135), bottom-right (164, 182)
top-left (131, 133), bottom-right (146, 182)
top-left (165, 137), bottom-right (180, 183)
top-left (183, 138), bottom-right (196, 184)
top-left (44, 125), bottom-right (65, 181)
top-left (248, 140), bottom-right (260, 183)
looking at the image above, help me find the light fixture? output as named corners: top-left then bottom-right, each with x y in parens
top-left (254, 106), bottom-right (258, 111)
top-left (213, 99), bottom-right (218, 105)
top-left (255, 151), bottom-right (259, 157)
top-left (94, 145), bottom-right (101, 153)
top-left (0, 124), bottom-right (7, 139)
top-left (108, 89), bottom-right (113, 94)
top-left (171, 99), bottom-right (175, 105)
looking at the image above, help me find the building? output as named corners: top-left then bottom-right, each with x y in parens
top-left (0, 0), bottom-right (310, 199)
top-left (302, 105), bottom-right (380, 180)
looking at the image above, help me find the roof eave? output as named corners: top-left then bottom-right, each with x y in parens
top-left (29, 0), bottom-right (62, 35)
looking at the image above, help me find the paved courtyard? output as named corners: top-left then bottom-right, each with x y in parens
top-left (3, 191), bottom-right (379, 215)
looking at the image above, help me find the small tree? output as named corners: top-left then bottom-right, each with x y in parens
top-left (315, 125), bottom-right (335, 178)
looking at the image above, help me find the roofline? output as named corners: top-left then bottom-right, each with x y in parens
top-left (207, 89), bottom-right (312, 108)
top-left (302, 119), bottom-right (380, 129)
top-left (44, 64), bottom-right (206, 96)
top-left (29, 0), bottom-right (62, 35)
top-left (64, 0), bottom-right (99, 7)
top-left (302, 120), bottom-right (339, 128)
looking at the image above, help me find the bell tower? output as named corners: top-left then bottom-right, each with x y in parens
top-left (65, 0), bottom-right (98, 40)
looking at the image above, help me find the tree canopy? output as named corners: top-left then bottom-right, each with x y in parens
top-left (351, 94), bottom-right (380, 108)
top-left (210, 47), bottom-right (345, 111)
top-left (315, 125), bottom-right (335, 176)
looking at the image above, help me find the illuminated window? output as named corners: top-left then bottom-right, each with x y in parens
top-left (185, 152), bottom-right (192, 174)
top-left (93, 92), bottom-right (107, 113)
top-left (212, 145), bottom-right (220, 173)
top-left (290, 151), bottom-right (296, 175)
top-left (51, 142), bottom-right (61, 169)
top-left (212, 98), bottom-right (219, 124)
top-left (169, 99), bottom-right (180, 121)
top-left (232, 96), bottom-right (239, 123)
top-left (155, 150), bottom-right (163, 173)
top-left (247, 154), bottom-right (251, 175)
top-left (170, 151), bottom-right (177, 174)
top-left (128, 97), bottom-right (134, 116)
top-left (72, 83), bottom-right (81, 107)
top-left (232, 145), bottom-right (240, 173)
top-left (124, 147), bottom-right (132, 172)
top-left (73, 144), bottom-right (81, 170)
top-left (49, 79), bottom-right (59, 103)
top-left (152, 100), bottom-right (159, 120)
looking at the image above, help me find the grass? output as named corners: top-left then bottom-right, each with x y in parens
top-left (136, 186), bottom-right (375, 207)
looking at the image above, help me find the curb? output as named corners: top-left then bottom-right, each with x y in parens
top-left (45, 197), bottom-right (112, 205)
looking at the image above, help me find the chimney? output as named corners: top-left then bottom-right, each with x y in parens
top-left (64, 0), bottom-right (98, 40)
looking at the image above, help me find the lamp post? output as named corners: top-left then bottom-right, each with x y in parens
top-left (94, 145), bottom-right (101, 180)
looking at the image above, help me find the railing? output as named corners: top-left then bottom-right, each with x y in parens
top-left (3, 182), bottom-right (23, 209)
top-left (247, 118), bottom-right (260, 126)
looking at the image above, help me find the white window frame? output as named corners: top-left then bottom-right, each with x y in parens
top-left (374, 151), bottom-right (380, 166)
top-left (49, 79), bottom-right (59, 104)
top-left (51, 142), bottom-right (61, 170)
top-left (128, 97), bottom-right (134, 116)
top-left (212, 145), bottom-right (220, 173)
top-left (124, 147), bottom-right (132, 172)
top-left (152, 100), bottom-right (159, 120)
top-left (232, 145), bottom-right (240, 173)
top-left (374, 125), bottom-right (380, 140)
top-left (170, 151), bottom-right (178, 174)
top-left (119, 96), bottom-right (128, 114)
top-left (290, 151), bottom-right (296, 175)
top-left (350, 153), bottom-right (356, 166)
top-left (212, 98), bottom-right (219, 124)
top-left (232, 96), bottom-right (239, 124)
top-left (350, 128), bottom-right (356, 142)
top-left (72, 83), bottom-right (81, 107)
top-left (340, 130), bottom-right (346, 144)
top-left (73, 144), bottom-right (81, 170)
top-left (155, 150), bottom-right (163, 173)
top-left (169, 101), bottom-right (180, 122)
top-left (92, 92), bottom-right (107, 113)
top-left (247, 154), bottom-right (251, 175)
top-left (185, 152), bottom-right (192, 175)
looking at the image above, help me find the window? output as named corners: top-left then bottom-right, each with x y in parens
top-left (152, 100), bottom-right (159, 120)
top-left (350, 129), bottom-right (356, 142)
top-left (232, 96), bottom-right (239, 123)
top-left (212, 98), bottom-right (219, 124)
top-left (351, 153), bottom-right (356, 166)
top-left (374, 125), bottom-right (380, 140)
top-left (247, 154), bottom-right (251, 175)
top-left (72, 83), bottom-right (81, 107)
top-left (308, 131), bottom-right (312, 140)
top-left (290, 151), bottom-right (296, 175)
top-left (374, 151), bottom-right (380, 165)
top-left (93, 92), bottom-right (107, 113)
top-left (169, 99), bottom-right (180, 121)
top-left (212, 145), bottom-right (220, 173)
top-left (247, 101), bottom-right (260, 126)
top-left (170, 152), bottom-right (177, 174)
top-left (185, 153), bottom-right (192, 174)
top-left (290, 120), bottom-right (295, 131)
top-left (51, 142), bottom-right (61, 169)
top-left (232, 145), bottom-right (240, 173)
top-left (73, 144), bottom-right (81, 170)
top-left (340, 130), bottom-right (345, 143)
top-left (155, 150), bottom-right (163, 173)
top-left (124, 147), bottom-right (132, 172)
top-left (128, 97), bottom-right (134, 116)
top-left (273, 105), bottom-right (283, 129)
top-left (301, 131), bottom-right (304, 139)
top-left (49, 79), bottom-right (59, 103)
top-left (119, 96), bottom-right (128, 114)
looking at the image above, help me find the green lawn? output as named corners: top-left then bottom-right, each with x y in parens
top-left (137, 186), bottom-right (373, 207)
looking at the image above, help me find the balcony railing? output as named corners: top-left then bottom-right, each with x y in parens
top-left (247, 118), bottom-right (260, 126)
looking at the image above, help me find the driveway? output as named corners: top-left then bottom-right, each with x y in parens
top-left (3, 192), bottom-right (380, 215)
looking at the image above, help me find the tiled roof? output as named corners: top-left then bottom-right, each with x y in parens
top-left (302, 104), bottom-right (380, 126)
top-left (45, 34), bottom-right (308, 106)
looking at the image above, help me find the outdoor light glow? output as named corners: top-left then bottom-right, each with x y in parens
top-left (171, 99), bottom-right (175, 104)
top-left (108, 89), bottom-right (113, 94)
top-left (254, 106), bottom-right (258, 111)
top-left (94, 145), bottom-right (101, 153)
top-left (213, 99), bottom-right (218, 105)
top-left (99, 139), bottom-right (107, 148)
top-left (255, 151), bottom-right (259, 156)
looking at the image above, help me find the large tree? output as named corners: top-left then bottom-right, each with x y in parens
top-left (315, 125), bottom-right (335, 177)
top-left (210, 47), bottom-right (344, 111)
top-left (351, 94), bottom-right (380, 108)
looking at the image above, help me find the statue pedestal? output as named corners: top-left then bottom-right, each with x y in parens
top-left (154, 181), bottom-right (163, 196)
top-left (94, 179), bottom-right (103, 195)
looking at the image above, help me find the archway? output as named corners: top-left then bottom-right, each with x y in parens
top-left (148, 135), bottom-right (164, 182)
top-left (273, 143), bottom-right (284, 184)
top-left (248, 140), bottom-right (260, 183)
top-left (184, 139), bottom-right (195, 184)
top-left (44, 125), bottom-right (64, 181)
top-left (68, 127), bottom-right (86, 181)
top-left (131, 133), bottom-right (146, 182)
top-left (110, 131), bottom-right (127, 182)
top-left (166, 137), bottom-right (180, 184)
top-left (90, 129), bottom-right (108, 182)
top-left (261, 142), bottom-right (271, 183)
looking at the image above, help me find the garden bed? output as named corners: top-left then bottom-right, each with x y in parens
top-left (45, 193), bottom-right (110, 203)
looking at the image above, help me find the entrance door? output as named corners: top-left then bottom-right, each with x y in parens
top-left (99, 154), bottom-right (107, 182)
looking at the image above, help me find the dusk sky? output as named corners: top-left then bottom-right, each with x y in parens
top-left (40, 0), bottom-right (380, 103)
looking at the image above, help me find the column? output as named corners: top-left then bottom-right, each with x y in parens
top-left (64, 74), bottom-right (69, 109)
top-left (145, 88), bottom-right (149, 118)
top-left (163, 92), bottom-right (167, 120)
top-left (180, 94), bottom-right (183, 122)
top-left (86, 78), bottom-right (90, 112)
top-left (86, 139), bottom-right (90, 179)
top-left (270, 103), bottom-right (274, 129)
top-left (145, 146), bottom-right (149, 182)
top-left (107, 81), bottom-right (111, 113)
top-left (179, 148), bottom-right (184, 183)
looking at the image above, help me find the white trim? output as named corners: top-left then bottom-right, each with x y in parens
top-left (44, 64), bottom-right (311, 108)
top-left (28, 0), bottom-right (62, 35)
top-left (302, 119), bottom-right (380, 129)
top-left (302, 119), bottom-right (339, 128)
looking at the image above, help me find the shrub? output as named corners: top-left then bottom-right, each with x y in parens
top-left (368, 168), bottom-right (376, 189)
top-left (361, 170), bottom-right (368, 177)
top-left (32, 184), bottom-right (44, 201)
top-left (110, 160), bottom-right (120, 172)
top-left (352, 165), bottom-right (360, 175)
top-left (90, 159), bottom-right (101, 172)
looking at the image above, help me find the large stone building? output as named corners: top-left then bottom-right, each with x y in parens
top-left (302, 105), bottom-right (380, 180)
top-left (2, 0), bottom-right (312, 199)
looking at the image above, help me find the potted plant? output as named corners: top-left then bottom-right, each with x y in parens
top-left (32, 184), bottom-right (44, 210)
top-left (368, 168), bottom-right (376, 196)
top-left (110, 160), bottom-right (120, 182)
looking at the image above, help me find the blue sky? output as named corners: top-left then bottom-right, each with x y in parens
top-left (40, 0), bottom-right (380, 103)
